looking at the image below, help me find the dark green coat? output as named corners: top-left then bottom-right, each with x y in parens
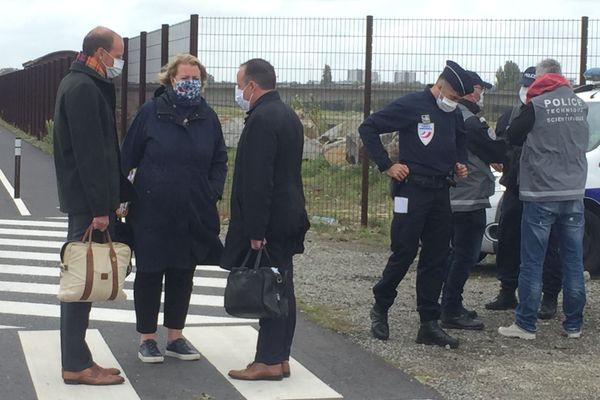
top-left (53, 62), bottom-right (121, 216)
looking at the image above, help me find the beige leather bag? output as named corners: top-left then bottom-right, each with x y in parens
top-left (58, 225), bottom-right (131, 302)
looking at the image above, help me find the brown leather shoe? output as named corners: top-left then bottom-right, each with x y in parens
top-left (282, 360), bottom-right (290, 378)
top-left (245, 361), bottom-right (290, 378)
top-left (63, 366), bottom-right (125, 385)
top-left (92, 362), bottom-right (121, 375)
top-left (229, 362), bottom-right (283, 381)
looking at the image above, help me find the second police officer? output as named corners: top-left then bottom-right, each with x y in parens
top-left (359, 60), bottom-right (473, 348)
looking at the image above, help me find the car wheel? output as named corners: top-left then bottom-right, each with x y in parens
top-left (583, 209), bottom-right (600, 274)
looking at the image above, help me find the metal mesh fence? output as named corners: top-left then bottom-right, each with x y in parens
top-left (2, 16), bottom-right (597, 230)
top-left (590, 19), bottom-right (600, 70)
top-left (196, 17), bottom-right (369, 224)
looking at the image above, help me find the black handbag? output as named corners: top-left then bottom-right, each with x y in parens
top-left (224, 247), bottom-right (288, 319)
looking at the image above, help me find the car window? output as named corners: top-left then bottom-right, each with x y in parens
top-left (588, 102), bottom-right (600, 152)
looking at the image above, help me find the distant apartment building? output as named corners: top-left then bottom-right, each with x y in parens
top-left (394, 70), bottom-right (417, 84)
top-left (347, 69), bottom-right (380, 83)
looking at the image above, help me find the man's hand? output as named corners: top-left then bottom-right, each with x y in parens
top-left (454, 162), bottom-right (468, 178)
top-left (385, 163), bottom-right (410, 181)
top-left (491, 163), bottom-right (504, 173)
top-left (250, 239), bottom-right (266, 250)
top-left (92, 215), bottom-right (109, 232)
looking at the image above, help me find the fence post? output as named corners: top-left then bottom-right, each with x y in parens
top-left (190, 14), bottom-right (199, 57)
top-left (360, 15), bottom-right (374, 227)
top-left (580, 16), bottom-right (589, 86)
top-left (161, 24), bottom-right (170, 66)
top-left (139, 31), bottom-right (147, 108)
top-left (121, 37), bottom-right (129, 140)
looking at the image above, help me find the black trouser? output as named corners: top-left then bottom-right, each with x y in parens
top-left (134, 268), bottom-right (196, 333)
top-left (61, 213), bottom-right (115, 372)
top-left (254, 246), bottom-right (296, 365)
top-left (496, 188), bottom-right (562, 296)
top-left (373, 182), bottom-right (452, 322)
top-left (442, 208), bottom-right (487, 317)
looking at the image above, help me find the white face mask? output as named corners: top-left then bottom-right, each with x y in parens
top-left (476, 92), bottom-right (484, 108)
top-left (106, 58), bottom-right (124, 79)
top-left (519, 86), bottom-right (528, 104)
top-left (235, 84), bottom-right (251, 111)
top-left (436, 94), bottom-right (458, 112)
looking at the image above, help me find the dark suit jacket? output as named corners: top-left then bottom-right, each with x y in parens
top-left (220, 91), bottom-right (310, 270)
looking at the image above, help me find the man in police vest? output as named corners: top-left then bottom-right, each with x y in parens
top-left (486, 67), bottom-right (563, 319)
top-left (440, 71), bottom-right (506, 330)
top-left (499, 59), bottom-right (589, 340)
top-left (360, 60), bottom-right (472, 348)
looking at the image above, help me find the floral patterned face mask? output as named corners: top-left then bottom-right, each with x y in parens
top-left (174, 79), bottom-right (201, 101)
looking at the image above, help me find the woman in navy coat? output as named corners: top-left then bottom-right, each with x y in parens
top-left (121, 54), bottom-right (227, 363)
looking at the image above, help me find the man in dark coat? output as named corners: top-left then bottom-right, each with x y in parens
top-left (223, 58), bottom-right (310, 381)
top-left (53, 26), bottom-right (126, 385)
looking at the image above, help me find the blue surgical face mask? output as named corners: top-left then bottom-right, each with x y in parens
top-left (174, 79), bottom-right (201, 101)
top-left (235, 83), bottom-right (252, 111)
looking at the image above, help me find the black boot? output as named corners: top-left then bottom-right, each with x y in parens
top-left (485, 288), bottom-right (518, 310)
top-left (441, 313), bottom-right (485, 330)
top-left (538, 293), bottom-right (558, 320)
top-left (416, 321), bottom-right (459, 348)
top-left (369, 304), bottom-right (389, 340)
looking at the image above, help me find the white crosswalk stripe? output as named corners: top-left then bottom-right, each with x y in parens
top-left (4, 217), bottom-right (343, 400)
top-left (0, 217), bottom-right (240, 323)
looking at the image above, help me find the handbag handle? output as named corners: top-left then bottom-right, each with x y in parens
top-left (79, 224), bottom-right (119, 301)
top-left (240, 246), bottom-right (274, 270)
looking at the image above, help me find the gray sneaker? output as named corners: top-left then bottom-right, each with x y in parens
top-left (498, 323), bottom-right (536, 340)
top-left (565, 329), bottom-right (582, 339)
top-left (165, 338), bottom-right (201, 361)
top-left (138, 339), bottom-right (164, 363)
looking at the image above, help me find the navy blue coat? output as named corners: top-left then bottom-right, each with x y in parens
top-left (121, 89), bottom-right (227, 272)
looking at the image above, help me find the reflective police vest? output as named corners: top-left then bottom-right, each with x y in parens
top-left (519, 86), bottom-right (589, 202)
top-left (449, 105), bottom-right (496, 212)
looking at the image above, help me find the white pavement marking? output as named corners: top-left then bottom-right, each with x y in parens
top-left (186, 326), bottom-right (343, 400)
top-left (0, 227), bottom-right (66, 237)
top-left (0, 264), bottom-right (227, 288)
top-left (0, 264), bottom-right (58, 277)
top-left (0, 281), bottom-right (224, 307)
top-left (19, 329), bottom-right (140, 400)
top-left (0, 249), bottom-right (58, 261)
top-left (0, 238), bottom-right (64, 248)
top-left (0, 169), bottom-right (31, 216)
top-left (0, 219), bottom-right (67, 228)
top-left (0, 300), bottom-right (252, 324)
top-left (0, 325), bottom-right (23, 329)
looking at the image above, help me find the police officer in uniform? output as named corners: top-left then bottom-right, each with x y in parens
top-left (360, 60), bottom-right (473, 348)
top-left (441, 71), bottom-right (506, 330)
top-left (486, 67), bottom-right (562, 318)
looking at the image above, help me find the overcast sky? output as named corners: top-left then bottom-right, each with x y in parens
top-left (0, 0), bottom-right (597, 69)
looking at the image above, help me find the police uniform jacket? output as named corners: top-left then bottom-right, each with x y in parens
top-left (359, 87), bottom-right (468, 176)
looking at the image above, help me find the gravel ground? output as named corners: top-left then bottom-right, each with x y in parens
top-left (294, 231), bottom-right (600, 400)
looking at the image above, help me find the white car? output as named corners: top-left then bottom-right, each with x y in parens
top-left (480, 67), bottom-right (600, 274)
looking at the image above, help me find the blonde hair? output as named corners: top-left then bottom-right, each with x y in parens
top-left (158, 53), bottom-right (208, 87)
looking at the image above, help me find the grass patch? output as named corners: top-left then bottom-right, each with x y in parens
top-left (0, 118), bottom-right (53, 155)
top-left (297, 300), bottom-right (359, 335)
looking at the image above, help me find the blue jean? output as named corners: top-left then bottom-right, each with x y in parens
top-left (442, 209), bottom-right (486, 317)
top-left (515, 200), bottom-right (586, 333)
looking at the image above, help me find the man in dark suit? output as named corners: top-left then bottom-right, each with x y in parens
top-left (222, 58), bottom-right (310, 381)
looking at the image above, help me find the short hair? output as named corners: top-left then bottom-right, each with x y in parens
top-left (82, 26), bottom-right (119, 56)
top-left (241, 58), bottom-right (276, 90)
top-left (536, 59), bottom-right (562, 77)
top-left (158, 53), bottom-right (208, 87)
